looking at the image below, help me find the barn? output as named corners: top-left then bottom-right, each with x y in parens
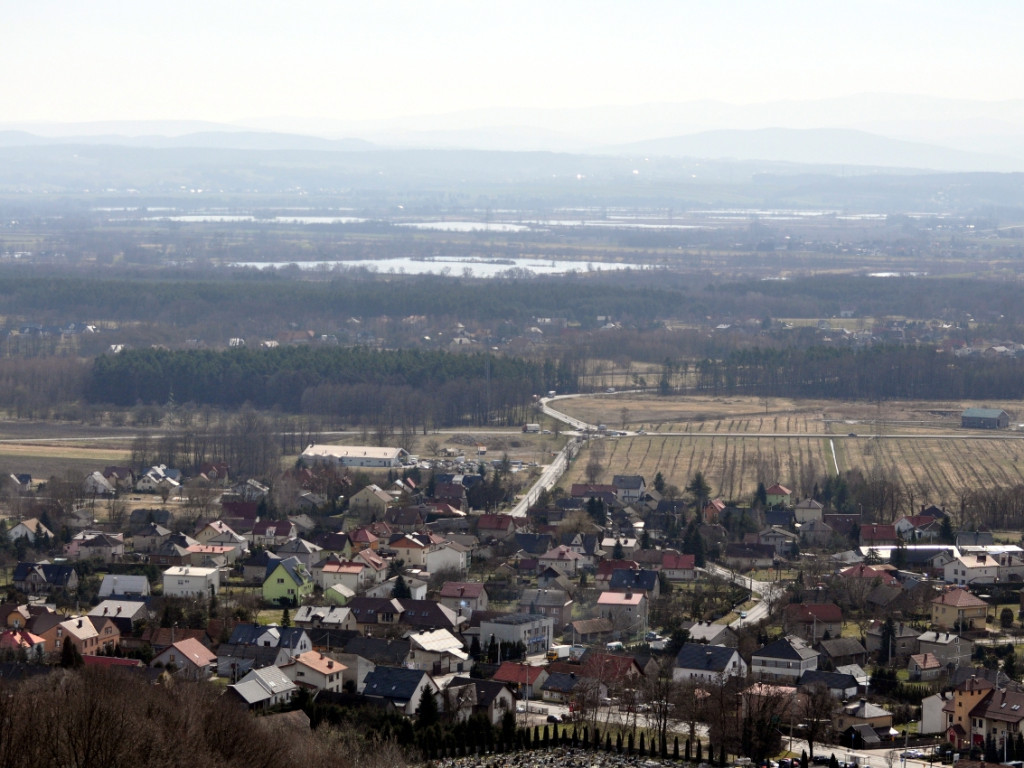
top-left (961, 408), bottom-right (1009, 430)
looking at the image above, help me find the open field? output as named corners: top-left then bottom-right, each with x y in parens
top-left (557, 395), bottom-right (1024, 504)
top-left (557, 394), bottom-right (1024, 436)
top-left (0, 443), bottom-right (131, 481)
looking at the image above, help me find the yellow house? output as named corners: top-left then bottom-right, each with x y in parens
top-left (931, 588), bottom-right (988, 630)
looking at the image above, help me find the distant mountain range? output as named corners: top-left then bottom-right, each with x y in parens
top-left (3, 93), bottom-right (1024, 172)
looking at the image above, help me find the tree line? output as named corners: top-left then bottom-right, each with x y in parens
top-left (87, 346), bottom-right (551, 427)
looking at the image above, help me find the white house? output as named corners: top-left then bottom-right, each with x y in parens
top-left (479, 614), bottom-right (553, 657)
top-left (162, 565), bottom-right (220, 598)
top-left (230, 666), bottom-right (298, 709)
top-left (673, 643), bottom-right (747, 683)
top-left (944, 554), bottom-right (999, 586)
top-left (751, 635), bottom-right (819, 682)
top-left (7, 518), bottom-right (54, 544)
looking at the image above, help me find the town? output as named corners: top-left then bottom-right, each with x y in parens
top-left (0, 395), bottom-right (1020, 768)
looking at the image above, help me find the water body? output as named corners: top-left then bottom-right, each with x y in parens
top-left (229, 256), bottom-right (652, 277)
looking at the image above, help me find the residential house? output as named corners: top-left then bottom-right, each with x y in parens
top-left (405, 628), bottom-right (469, 674)
top-left (540, 672), bottom-right (606, 706)
top-left (230, 666), bottom-right (298, 710)
top-left (537, 545), bottom-right (584, 576)
top-left (517, 588), bottom-right (572, 627)
top-left (752, 635), bottom-right (819, 682)
top-left (162, 565), bottom-right (220, 598)
top-left (64, 531), bottom-right (124, 563)
top-left (490, 661), bottom-right (549, 699)
top-left (243, 550), bottom-right (281, 584)
top-left (475, 514), bottom-right (518, 541)
top-left (865, 620), bottom-right (920, 660)
top-left (12, 562), bottom-right (78, 595)
top-left (89, 616), bottom-right (121, 654)
top-left (661, 552), bottom-right (697, 581)
top-left (683, 620), bottom-right (739, 648)
top-left (362, 666), bottom-right (442, 716)
top-left (87, 599), bottom-right (150, 636)
top-left (82, 471), bottom-right (116, 497)
top-left (794, 499), bottom-right (825, 524)
top-left (765, 484), bottom-right (793, 507)
top-left (149, 638), bottom-right (216, 684)
top-left (41, 616), bottom-right (100, 658)
top-left (596, 590), bottom-right (648, 637)
top-left (931, 588), bottom-right (988, 630)
top-left (918, 631), bottom-right (973, 667)
top-left (944, 554), bottom-right (999, 586)
top-left (908, 653), bottom-right (944, 682)
top-left (313, 557), bottom-right (368, 592)
top-left (782, 603), bottom-right (843, 643)
top-left (612, 475), bottom-right (646, 504)
top-left (723, 543), bottom-right (775, 570)
top-left (249, 520), bottom-right (297, 550)
top-left (800, 519), bottom-right (836, 548)
top-left (895, 514), bottom-right (942, 542)
top-left (98, 574), bottom-right (150, 598)
top-left (274, 538), bottom-right (324, 569)
top-left (445, 677), bottom-right (516, 725)
top-left (150, 534), bottom-right (196, 567)
top-left (349, 484), bottom-right (393, 518)
top-left (569, 617), bottom-right (614, 645)
top-left (834, 698), bottom-right (894, 735)
top-left (859, 524), bottom-right (900, 548)
top-left (7, 518), bottom-right (54, 545)
top-left (263, 557), bottom-right (315, 605)
top-left (797, 669), bottom-right (859, 699)
top-left (293, 605), bottom-right (357, 632)
top-left (672, 643), bottom-right (747, 683)
top-left (818, 637), bottom-right (869, 669)
top-left (607, 568), bottom-right (660, 599)
top-left (133, 523), bottom-right (172, 553)
top-left (479, 614), bottom-right (553, 657)
top-left (759, 526), bottom-right (799, 557)
top-left (439, 582), bottom-right (489, 619)
top-left (281, 650), bottom-right (346, 693)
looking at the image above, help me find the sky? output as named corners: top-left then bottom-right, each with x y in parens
top-left (4, 1), bottom-right (1022, 127)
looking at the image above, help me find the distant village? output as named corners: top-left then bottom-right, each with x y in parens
top-left (0, 430), bottom-right (1022, 765)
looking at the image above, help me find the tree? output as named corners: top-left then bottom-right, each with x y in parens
top-left (392, 574), bottom-right (412, 599)
top-left (417, 687), bottom-right (440, 728)
top-left (612, 539), bottom-right (625, 560)
top-left (879, 618), bottom-right (896, 665)
top-left (654, 472), bottom-right (666, 494)
top-left (1001, 607), bottom-right (1015, 629)
top-left (281, 607), bottom-right (291, 627)
top-left (60, 639), bottom-right (84, 669)
top-left (687, 472), bottom-right (712, 510)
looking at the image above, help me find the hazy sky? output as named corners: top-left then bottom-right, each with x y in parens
top-left (5, 0), bottom-right (1021, 125)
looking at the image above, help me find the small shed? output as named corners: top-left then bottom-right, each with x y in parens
top-left (961, 408), bottom-right (1009, 429)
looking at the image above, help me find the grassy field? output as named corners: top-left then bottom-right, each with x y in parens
top-left (557, 395), bottom-right (1024, 504)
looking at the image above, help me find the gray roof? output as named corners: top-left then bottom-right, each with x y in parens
top-left (963, 408), bottom-right (1008, 418)
top-left (798, 669), bottom-right (858, 691)
top-left (230, 666), bottom-right (297, 705)
top-left (608, 569), bottom-right (659, 592)
top-left (362, 666), bottom-right (430, 704)
top-left (754, 635), bottom-right (819, 662)
top-left (818, 637), bottom-right (867, 658)
top-left (674, 642), bottom-right (738, 673)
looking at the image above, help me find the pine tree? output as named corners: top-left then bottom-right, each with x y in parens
top-left (281, 607), bottom-right (291, 627)
top-left (416, 687), bottom-right (439, 728)
top-left (60, 640), bottom-right (83, 669)
top-left (391, 574), bottom-right (412, 599)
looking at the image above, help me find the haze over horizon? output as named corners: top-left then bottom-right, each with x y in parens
top-left (6, 2), bottom-right (1024, 170)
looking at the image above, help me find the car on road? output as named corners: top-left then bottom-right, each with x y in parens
top-left (740, 611), bottom-right (748, 619)
top-left (901, 750), bottom-right (924, 759)
top-left (848, 432), bottom-right (857, 437)
top-left (546, 714), bottom-right (559, 723)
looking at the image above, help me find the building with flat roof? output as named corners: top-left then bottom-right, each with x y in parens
top-left (300, 444), bottom-right (408, 468)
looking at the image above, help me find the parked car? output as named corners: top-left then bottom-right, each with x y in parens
top-left (546, 714), bottom-right (559, 723)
